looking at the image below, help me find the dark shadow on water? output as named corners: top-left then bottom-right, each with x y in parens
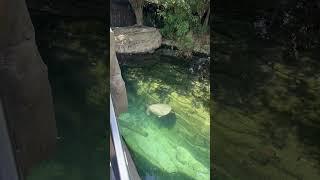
top-left (158, 112), bottom-right (177, 129)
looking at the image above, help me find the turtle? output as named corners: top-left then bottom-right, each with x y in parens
top-left (146, 103), bottom-right (172, 117)
top-left (146, 104), bottom-right (177, 128)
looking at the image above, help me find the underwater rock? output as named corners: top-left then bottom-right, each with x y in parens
top-left (176, 146), bottom-right (208, 176)
top-left (176, 147), bottom-right (189, 165)
top-left (146, 104), bottom-right (172, 117)
top-left (121, 122), bottom-right (149, 137)
top-left (118, 113), bottom-right (149, 137)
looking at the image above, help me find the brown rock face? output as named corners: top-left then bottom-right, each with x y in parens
top-left (110, 28), bottom-right (128, 116)
top-left (0, 0), bottom-right (57, 177)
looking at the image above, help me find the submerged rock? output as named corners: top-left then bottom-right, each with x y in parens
top-left (176, 146), bottom-right (209, 176)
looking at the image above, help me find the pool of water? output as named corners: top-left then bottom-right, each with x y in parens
top-left (213, 15), bottom-right (320, 180)
top-left (26, 17), bottom-right (108, 180)
top-left (118, 53), bottom-right (210, 180)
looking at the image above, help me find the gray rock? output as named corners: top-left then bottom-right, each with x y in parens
top-left (112, 26), bottom-right (162, 54)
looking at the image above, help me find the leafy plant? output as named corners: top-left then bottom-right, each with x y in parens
top-left (157, 0), bottom-right (209, 40)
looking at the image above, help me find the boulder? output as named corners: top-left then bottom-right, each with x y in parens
top-left (112, 26), bottom-right (162, 54)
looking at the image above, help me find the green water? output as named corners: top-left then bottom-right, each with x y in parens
top-left (213, 16), bottom-right (320, 179)
top-left (26, 18), bottom-right (108, 180)
top-left (118, 54), bottom-right (210, 180)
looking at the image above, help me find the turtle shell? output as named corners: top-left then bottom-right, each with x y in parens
top-left (147, 104), bottom-right (172, 117)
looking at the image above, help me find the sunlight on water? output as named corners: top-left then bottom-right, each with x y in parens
top-left (118, 54), bottom-right (210, 180)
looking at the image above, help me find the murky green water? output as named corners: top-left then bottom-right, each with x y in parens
top-left (118, 54), bottom-right (210, 180)
top-left (213, 16), bottom-right (320, 180)
top-left (26, 17), bottom-right (108, 180)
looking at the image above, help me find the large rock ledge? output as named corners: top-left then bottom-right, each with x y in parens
top-left (112, 26), bottom-right (162, 54)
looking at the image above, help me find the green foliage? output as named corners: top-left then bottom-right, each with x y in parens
top-left (176, 32), bottom-right (194, 54)
top-left (158, 10), bottom-right (190, 39)
top-left (157, 0), bottom-right (209, 40)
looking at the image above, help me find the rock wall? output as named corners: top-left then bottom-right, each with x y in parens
top-left (110, 29), bottom-right (128, 116)
top-left (0, 0), bottom-right (57, 177)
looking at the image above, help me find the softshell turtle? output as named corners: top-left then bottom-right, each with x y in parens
top-left (146, 104), bottom-right (172, 117)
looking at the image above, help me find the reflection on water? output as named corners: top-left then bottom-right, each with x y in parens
top-left (118, 54), bottom-right (210, 180)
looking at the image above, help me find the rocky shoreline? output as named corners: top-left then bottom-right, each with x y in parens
top-left (112, 26), bottom-right (210, 57)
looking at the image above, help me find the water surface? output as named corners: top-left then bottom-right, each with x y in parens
top-left (118, 54), bottom-right (210, 180)
top-left (27, 17), bottom-right (108, 180)
top-left (213, 15), bottom-right (320, 180)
